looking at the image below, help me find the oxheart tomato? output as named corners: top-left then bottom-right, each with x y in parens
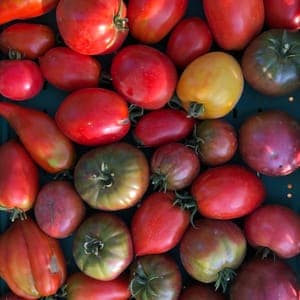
top-left (0, 218), bottom-right (66, 299)
top-left (56, 0), bottom-right (128, 55)
top-left (230, 258), bottom-right (300, 299)
top-left (74, 143), bottom-right (149, 211)
top-left (191, 164), bottom-right (266, 219)
top-left (203, 0), bottom-right (265, 50)
top-left (111, 44), bottom-right (178, 110)
top-left (179, 284), bottom-right (225, 300)
top-left (127, 0), bottom-right (188, 44)
top-left (55, 88), bottom-right (130, 146)
top-left (244, 204), bottom-right (300, 258)
top-left (73, 213), bottom-right (133, 281)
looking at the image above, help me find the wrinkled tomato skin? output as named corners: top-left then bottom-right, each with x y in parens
top-left (191, 164), bottom-right (266, 219)
top-left (133, 108), bottom-right (195, 147)
top-left (244, 204), bottom-right (300, 258)
top-left (179, 284), bottom-right (225, 300)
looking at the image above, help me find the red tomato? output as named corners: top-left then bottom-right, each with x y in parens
top-left (133, 108), bottom-right (195, 147)
top-left (56, 0), bottom-right (128, 55)
top-left (127, 0), bottom-right (188, 44)
top-left (203, 0), bottom-right (265, 50)
top-left (111, 44), bottom-right (178, 110)
top-left (55, 88), bottom-right (130, 146)
top-left (191, 164), bottom-right (266, 219)
top-left (264, 0), bottom-right (300, 30)
top-left (131, 192), bottom-right (190, 256)
top-left (39, 46), bottom-right (102, 92)
top-left (166, 17), bottom-right (213, 68)
top-left (244, 204), bottom-right (300, 258)
top-left (0, 60), bottom-right (44, 101)
top-left (179, 284), bottom-right (226, 300)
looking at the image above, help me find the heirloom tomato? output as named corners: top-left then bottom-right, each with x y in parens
top-left (179, 284), bottom-right (225, 300)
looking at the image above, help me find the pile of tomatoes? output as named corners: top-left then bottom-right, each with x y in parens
top-left (0, 0), bottom-right (299, 299)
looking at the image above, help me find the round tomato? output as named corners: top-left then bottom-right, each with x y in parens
top-left (73, 213), bottom-right (133, 281)
top-left (176, 52), bottom-right (244, 119)
top-left (74, 142), bottom-right (149, 211)
top-left (191, 164), bottom-right (266, 219)
top-left (179, 284), bottom-right (225, 300)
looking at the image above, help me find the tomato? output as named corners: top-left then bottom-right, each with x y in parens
top-left (130, 254), bottom-right (182, 300)
top-left (66, 272), bottom-right (131, 300)
top-left (133, 108), bottom-right (195, 147)
top-left (0, 23), bottom-right (55, 60)
top-left (191, 164), bottom-right (266, 219)
top-left (0, 218), bottom-right (66, 299)
top-left (264, 0), bottom-right (300, 30)
top-left (0, 59), bottom-right (44, 101)
top-left (55, 88), bottom-right (130, 146)
top-left (73, 213), bottom-right (133, 281)
top-left (74, 142), bottom-right (149, 211)
top-left (244, 204), bottom-right (300, 258)
top-left (127, 0), bottom-right (188, 44)
top-left (179, 219), bottom-right (246, 291)
top-left (166, 17), bottom-right (213, 68)
top-left (230, 258), bottom-right (300, 299)
top-left (131, 192), bottom-right (190, 256)
top-left (0, 0), bottom-right (59, 25)
top-left (203, 0), bottom-right (265, 50)
top-left (56, 0), bottom-right (128, 55)
top-left (34, 180), bottom-right (86, 239)
top-left (176, 52), bottom-right (244, 119)
top-left (39, 47), bottom-right (101, 92)
top-left (242, 29), bottom-right (300, 96)
top-left (150, 143), bottom-right (200, 191)
top-left (111, 44), bottom-right (178, 110)
top-left (179, 284), bottom-right (225, 300)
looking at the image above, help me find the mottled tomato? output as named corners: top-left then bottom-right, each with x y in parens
top-left (176, 52), bottom-right (244, 119)
top-left (191, 164), bottom-right (266, 219)
top-left (73, 213), bottom-right (133, 281)
top-left (39, 47), bottom-right (101, 91)
top-left (55, 88), bottom-right (130, 146)
top-left (179, 284), bottom-right (225, 300)
top-left (166, 17), bottom-right (213, 68)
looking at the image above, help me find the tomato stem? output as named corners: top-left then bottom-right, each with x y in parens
top-left (8, 48), bottom-right (24, 60)
top-left (90, 162), bottom-right (115, 188)
top-left (129, 104), bottom-right (144, 124)
top-left (151, 172), bottom-right (168, 192)
top-left (215, 268), bottom-right (236, 293)
top-left (83, 234), bottom-right (104, 256)
top-left (0, 206), bottom-right (27, 222)
top-left (114, 0), bottom-right (128, 30)
top-left (188, 102), bottom-right (205, 118)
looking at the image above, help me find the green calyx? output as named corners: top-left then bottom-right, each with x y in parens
top-left (91, 162), bottom-right (115, 189)
top-left (0, 206), bottom-right (27, 222)
top-left (114, 0), bottom-right (128, 30)
top-left (151, 172), bottom-right (168, 192)
top-left (215, 268), bottom-right (236, 293)
top-left (188, 102), bottom-right (205, 118)
top-left (83, 234), bottom-right (104, 257)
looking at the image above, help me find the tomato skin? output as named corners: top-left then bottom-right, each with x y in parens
top-left (133, 108), bottom-right (195, 147)
top-left (244, 204), bottom-right (300, 258)
top-left (0, 218), bottom-right (67, 299)
top-left (203, 0), bottom-right (265, 50)
top-left (166, 17), bottom-right (213, 68)
top-left (56, 0), bottom-right (128, 55)
top-left (55, 88), bottom-right (130, 146)
top-left (179, 284), bottom-right (225, 300)
top-left (66, 272), bottom-right (131, 300)
top-left (127, 0), bottom-right (188, 44)
top-left (111, 44), bottom-right (178, 110)
top-left (34, 180), bottom-right (86, 239)
top-left (191, 164), bottom-right (266, 220)
top-left (131, 192), bottom-right (190, 256)
top-left (39, 47), bottom-right (101, 92)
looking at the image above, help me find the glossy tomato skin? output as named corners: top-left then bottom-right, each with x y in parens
top-left (111, 44), bottom-right (178, 110)
top-left (55, 88), bottom-right (130, 146)
top-left (180, 219), bottom-right (247, 284)
top-left (179, 284), bottom-right (225, 300)
top-left (74, 143), bottom-right (149, 211)
top-left (66, 272), bottom-right (131, 300)
top-left (73, 213), bottom-right (133, 281)
top-left (176, 52), bottom-right (244, 119)
top-left (0, 60), bottom-right (44, 101)
top-left (230, 258), bottom-right (300, 300)
top-left (34, 180), bottom-right (86, 239)
top-left (203, 0), bottom-right (264, 50)
top-left (166, 17), bottom-right (213, 68)
top-left (0, 218), bottom-right (67, 299)
top-left (133, 108), bottom-right (195, 147)
top-left (244, 204), bottom-right (300, 258)
top-left (127, 0), bottom-right (188, 44)
top-left (39, 47), bottom-right (101, 92)
top-left (264, 0), bottom-right (300, 30)
top-left (191, 164), bottom-right (266, 219)
top-left (56, 0), bottom-right (128, 55)
top-left (0, 23), bottom-right (55, 59)
top-left (131, 192), bottom-right (190, 256)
